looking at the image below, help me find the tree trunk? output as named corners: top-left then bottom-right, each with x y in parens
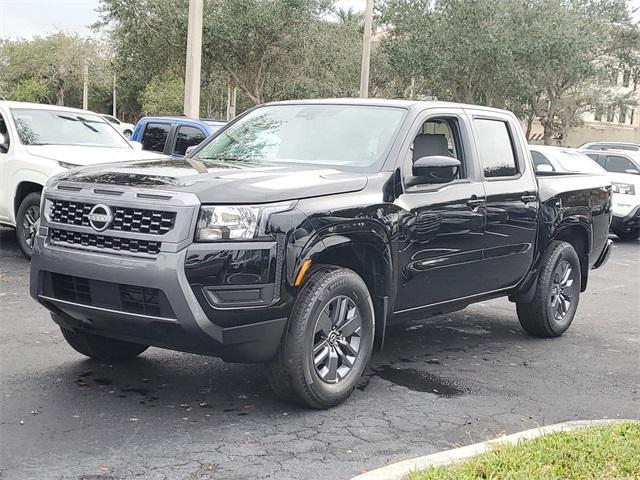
top-left (56, 85), bottom-right (64, 106)
top-left (525, 113), bottom-right (534, 140)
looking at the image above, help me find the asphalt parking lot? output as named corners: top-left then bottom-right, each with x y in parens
top-left (1, 227), bottom-right (638, 480)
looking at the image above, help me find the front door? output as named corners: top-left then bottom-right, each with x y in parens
top-left (394, 110), bottom-right (488, 312)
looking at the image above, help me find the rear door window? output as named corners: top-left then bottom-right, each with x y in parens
top-left (605, 155), bottom-right (639, 174)
top-left (473, 119), bottom-right (518, 178)
top-left (173, 126), bottom-right (206, 156)
top-left (141, 123), bottom-right (170, 152)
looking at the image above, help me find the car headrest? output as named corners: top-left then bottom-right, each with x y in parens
top-left (413, 134), bottom-right (450, 161)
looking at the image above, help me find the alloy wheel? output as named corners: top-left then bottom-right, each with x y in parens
top-left (22, 205), bottom-right (40, 249)
top-left (549, 260), bottom-right (575, 322)
top-left (312, 296), bottom-right (362, 384)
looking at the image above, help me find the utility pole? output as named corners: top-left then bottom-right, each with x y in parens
top-left (112, 72), bottom-right (117, 117)
top-left (184, 0), bottom-right (204, 118)
top-left (359, 0), bottom-right (374, 98)
top-left (226, 78), bottom-right (237, 121)
top-left (82, 63), bottom-right (89, 110)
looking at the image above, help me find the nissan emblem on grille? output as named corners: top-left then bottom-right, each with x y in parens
top-left (87, 204), bottom-right (114, 232)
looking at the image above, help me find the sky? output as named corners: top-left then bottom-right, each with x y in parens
top-left (0, 0), bottom-right (365, 40)
top-left (0, 0), bottom-right (638, 40)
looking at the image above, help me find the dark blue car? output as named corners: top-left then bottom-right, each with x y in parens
top-left (131, 116), bottom-right (226, 156)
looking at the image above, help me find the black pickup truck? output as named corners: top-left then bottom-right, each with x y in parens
top-left (31, 99), bottom-right (613, 408)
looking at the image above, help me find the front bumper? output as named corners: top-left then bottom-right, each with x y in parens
top-left (30, 234), bottom-right (288, 363)
top-left (611, 205), bottom-right (640, 232)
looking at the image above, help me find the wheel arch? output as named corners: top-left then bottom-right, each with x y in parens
top-left (295, 223), bottom-right (395, 351)
top-left (552, 223), bottom-right (591, 292)
top-left (14, 180), bottom-right (43, 216)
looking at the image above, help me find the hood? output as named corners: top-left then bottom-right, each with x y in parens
top-left (55, 158), bottom-right (369, 203)
top-left (26, 145), bottom-right (166, 166)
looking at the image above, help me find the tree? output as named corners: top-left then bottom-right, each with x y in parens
top-left (9, 79), bottom-right (48, 102)
top-left (139, 71), bottom-right (184, 116)
top-left (378, 0), bottom-right (637, 143)
top-left (97, 0), bottom-right (362, 114)
top-left (0, 33), bottom-right (113, 111)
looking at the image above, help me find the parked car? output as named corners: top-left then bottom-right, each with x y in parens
top-left (579, 141), bottom-right (640, 152)
top-left (530, 145), bottom-right (607, 174)
top-left (581, 149), bottom-right (640, 240)
top-left (0, 101), bottom-right (165, 258)
top-left (31, 99), bottom-right (613, 408)
top-left (101, 114), bottom-right (135, 137)
top-left (131, 116), bottom-right (226, 156)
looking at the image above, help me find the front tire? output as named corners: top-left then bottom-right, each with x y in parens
top-left (60, 324), bottom-right (148, 361)
top-left (516, 241), bottom-right (581, 338)
top-left (266, 266), bottom-right (375, 409)
top-left (16, 191), bottom-right (41, 259)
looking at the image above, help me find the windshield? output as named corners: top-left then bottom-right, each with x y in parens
top-left (549, 149), bottom-right (606, 174)
top-left (11, 108), bottom-right (130, 148)
top-left (194, 104), bottom-right (405, 171)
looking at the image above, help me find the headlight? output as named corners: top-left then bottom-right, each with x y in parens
top-left (195, 203), bottom-right (293, 241)
top-left (58, 161), bottom-right (80, 169)
top-left (612, 182), bottom-right (635, 195)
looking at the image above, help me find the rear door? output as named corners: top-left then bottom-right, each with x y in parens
top-left (467, 111), bottom-right (539, 290)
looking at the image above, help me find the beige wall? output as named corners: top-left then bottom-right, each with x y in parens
top-left (525, 119), bottom-right (639, 147)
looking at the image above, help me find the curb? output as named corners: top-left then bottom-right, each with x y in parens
top-left (351, 419), bottom-right (634, 480)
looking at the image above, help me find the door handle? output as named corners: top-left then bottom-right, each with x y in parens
top-left (467, 197), bottom-right (485, 209)
top-left (521, 194), bottom-right (537, 204)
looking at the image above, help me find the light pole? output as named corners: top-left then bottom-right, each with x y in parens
top-left (82, 63), bottom-right (88, 109)
top-left (184, 0), bottom-right (204, 118)
top-left (359, 0), bottom-right (374, 98)
top-left (112, 72), bottom-right (117, 117)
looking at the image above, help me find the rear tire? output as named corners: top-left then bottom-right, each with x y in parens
top-left (16, 191), bottom-right (41, 259)
top-left (60, 324), bottom-right (148, 361)
top-left (516, 241), bottom-right (581, 338)
top-left (612, 226), bottom-right (639, 241)
top-left (266, 265), bottom-right (375, 409)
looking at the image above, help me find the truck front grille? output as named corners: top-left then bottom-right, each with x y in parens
top-left (46, 273), bottom-right (175, 319)
top-left (50, 228), bottom-right (162, 256)
top-left (49, 200), bottom-right (176, 235)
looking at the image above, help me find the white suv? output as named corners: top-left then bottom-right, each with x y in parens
top-left (0, 101), bottom-right (164, 258)
top-left (581, 149), bottom-right (640, 240)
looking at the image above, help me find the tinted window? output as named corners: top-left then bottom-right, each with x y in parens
top-left (605, 155), bottom-right (639, 174)
top-left (173, 126), bottom-right (206, 156)
top-left (531, 151), bottom-right (554, 171)
top-left (474, 119), bottom-right (518, 177)
top-left (104, 115), bottom-right (119, 125)
top-left (141, 123), bottom-right (170, 152)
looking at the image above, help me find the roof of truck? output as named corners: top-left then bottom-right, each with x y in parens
top-left (266, 98), bottom-right (514, 115)
top-left (0, 100), bottom-right (95, 114)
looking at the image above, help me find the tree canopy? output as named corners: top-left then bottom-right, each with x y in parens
top-left (0, 0), bottom-right (638, 143)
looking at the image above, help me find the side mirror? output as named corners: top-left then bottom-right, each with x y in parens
top-left (185, 145), bottom-right (197, 157)
top-left (536, 164), bottom-right (554, 173)
top-left (409, 155), bottom-right (461, 185)
top-left (129, 140), bottom-right (143, 151)
top-left (0, 133), bottom-right (8, 153)
top-left (624, 169), bottom-right (640, 175)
